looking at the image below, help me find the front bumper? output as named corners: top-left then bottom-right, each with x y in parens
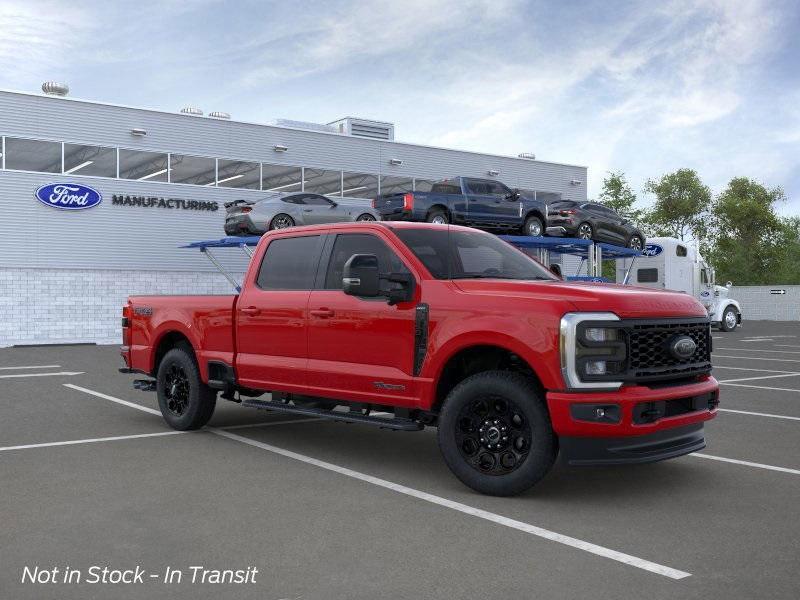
top-left (547, 376), bottom-right (719, 463)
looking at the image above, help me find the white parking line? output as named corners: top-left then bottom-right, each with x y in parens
top-left (713, 366), bottom-right (800, 374)
top-left (0, 364), bottom-right (61, 371)
top-left (0, 431), bottom-right (186, 453)
top-left (718, 408), bottom-right (800, 421)
top-left (212, 427), bottom-right (691, 580)
top-left (718, 373), bottom-right (800, 384)
top-left (0, 371), bottom-right (84, 379)
top-left (63, 383), bottom-right (692, 579)
top-left (692, 453), bottom-right (800, 475)
top-left (718, 382), bottom-right (800, 393)
top-left (713, 355), bottom-right (800, 363)
top-left (64, 383), bottom-right (162, 415)
top-left (716, 348), bottom-right (800, 355)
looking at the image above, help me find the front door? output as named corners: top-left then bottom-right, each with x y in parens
top-left (235, 233), bottom-right (324, 392)
top-left (464, 179), bottom-right (518, 227)
top-left (306, 231), bottom-right (419, 407)
top-left (299, 194), bottom-right (343, 225)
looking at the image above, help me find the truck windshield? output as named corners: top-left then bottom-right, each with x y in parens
top-left (393, 227), bottom-right (556, 281)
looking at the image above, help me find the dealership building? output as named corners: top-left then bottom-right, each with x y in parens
top-left (0, 84), bottom-right (588, 346)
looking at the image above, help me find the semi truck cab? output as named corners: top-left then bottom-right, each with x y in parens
top-left (616, 236), bottom-right (742, 331)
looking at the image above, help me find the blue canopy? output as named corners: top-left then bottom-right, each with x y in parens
top-left (499, 235), bottom-right (641, 258)
top-left (181, 236), bottom-right (262, 249)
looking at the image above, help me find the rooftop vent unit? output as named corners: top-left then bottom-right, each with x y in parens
top-left (208, 111), bottom-right (231, 119)
top-left (42, 82), bottom-right (69, 96)
top-left (328, 117), bottom-right (394, 141)
top-left (269, 119), bottom-right (337, 134)
top-left (518, 152), bottom-right (536, 160)
top-left (180, 106), bottom-right (203, 116)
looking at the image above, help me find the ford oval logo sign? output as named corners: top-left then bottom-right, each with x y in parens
top-left (641, 244), bottom-right (663, 257)
top-left (35, 183), bottom-right (102, 210)
top-left (669, 335), bottom-right (697, 360)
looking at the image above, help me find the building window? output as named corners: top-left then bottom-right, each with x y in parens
top-left (262, 164), bottom-right (302, 192)
top-left (304, 168), bottom-right (342, 196)
top-left (413, 178), bottom-right (436, 192)
top-left (119, 149), bottom-right (169, 182)
top-left (170, 154), bottom-right (216, 186)
top-left (217, 159), bottom-right (260, 189)
top-left (341, 172), bottom-right (379, 198)
top-left (4, 137), bottom-right (61, 173)
top-left (379, 175), bottom-right (414, 196)
top-left (63, 143), bottom-right (117, 177)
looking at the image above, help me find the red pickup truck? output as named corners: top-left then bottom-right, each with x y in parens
top-left (121, 222), bottom-right (719, 496)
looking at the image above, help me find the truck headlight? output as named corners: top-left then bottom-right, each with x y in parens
top-left (560, 313), bottom-right (625, 390)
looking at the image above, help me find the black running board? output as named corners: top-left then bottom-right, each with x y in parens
top-left (240, 398), bottom-right (423, 431)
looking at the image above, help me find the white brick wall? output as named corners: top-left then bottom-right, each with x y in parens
top-left (0, 268), bottom-right (243, 347)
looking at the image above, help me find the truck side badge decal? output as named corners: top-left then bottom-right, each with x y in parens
top-left (414, 303), bottom-right (429, 376)
top-left (373, 382), bottom-right (405, 391)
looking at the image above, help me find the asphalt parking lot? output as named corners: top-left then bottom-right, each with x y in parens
top-left (2, 321), bottom-right (800, 599)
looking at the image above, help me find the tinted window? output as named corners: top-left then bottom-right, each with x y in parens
top-left (281, 195), bottom-right (305, 204)
top-left (637, 268), bottom-right (659, 283)
top-left (431, 181), bottom-right (462, 194)
top-left (485, 181), bottom-right (511, 196)
top-left (676, 245), bottom-right (688, 257)
top-left (393, 227), bottom-right (556, 281)
top-left (256, 235), bottom-right (322, 290)
top-left (325, 234), bottom-right (407, 289)
top-left (466, 179), bottom-right (492, 195)
top-left (304, 194), bottom-right (334, 206)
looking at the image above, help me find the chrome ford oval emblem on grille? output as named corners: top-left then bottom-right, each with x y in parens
top-left (669, 335), bottom-right (697, 360)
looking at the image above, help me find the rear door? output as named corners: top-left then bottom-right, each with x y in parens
top-left (235, 233), bottom-right (325, 391)
top-left (305, 231), bottom-right (419, 407)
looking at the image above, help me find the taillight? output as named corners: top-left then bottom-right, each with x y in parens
top-left (121, 305), bottom-right (131, 346)
top-left (241, 207), bottom-right (252, 213)
top-left (560, 209), bottom-right (576, 215)
top-left (371, 198), bottom-right (377, 208)
top-left (402, 193), bottom-right (414, 211)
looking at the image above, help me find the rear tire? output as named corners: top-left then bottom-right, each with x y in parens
top-left (577, 222), bottom-right (593, 240)
top-left (522, 215), bottom-right (544, 237)
top-left (356, 213), bottom-right (376, 222)
top-left (269, 214), bottom-right (295, 230)
top-left (156, 347), bottom-right (216, 430)
top-left (437, 371), bottom-right (557, 496)
top-left (426, 209), bottom-right (449, 225)
top-left (720, 306), bottom-right (738, 332)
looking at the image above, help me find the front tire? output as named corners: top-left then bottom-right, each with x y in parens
top-left (523, 215), bottom-right (544, 237)
top-left (627, 235), bottom-right (644, 251)
top-left (437, 371), bottom-right (557, 496)
top-left (720, 306), bottom-right (738, 332)
top-left (156, 347), bottom-right (217, 430)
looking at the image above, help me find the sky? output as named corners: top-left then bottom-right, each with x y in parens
top-left (2, 0), bottom-right (799, 213)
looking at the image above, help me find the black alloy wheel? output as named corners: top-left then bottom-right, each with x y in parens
top-left (156, 347), bottom-right (217, 430)
top-left (356, 214), bottom-right (376, 221)
top-left (455, 396), bottom-right (532, 476)
top-left (163, 363), bottom-right (190, 417)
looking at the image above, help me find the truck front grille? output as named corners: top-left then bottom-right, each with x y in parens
top-left (624, 319), bottom-right (712, 384)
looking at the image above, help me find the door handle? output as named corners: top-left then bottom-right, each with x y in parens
top-left (240, 306), bottom-right (260, 316)
top-left (310, 308), bottom-right (335, 318)
top-left (303, 209), bottom-right (313, 212)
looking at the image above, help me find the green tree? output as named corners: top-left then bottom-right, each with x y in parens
top-left (642, 169), bottom-right (711, 241)
top-left (708, 177), bottom-right (785, 285)
top-left (598, 171), bottom-right (641, 221)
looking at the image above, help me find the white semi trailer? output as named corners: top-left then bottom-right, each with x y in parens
top-left (616, 237), bottom-right (742, 331)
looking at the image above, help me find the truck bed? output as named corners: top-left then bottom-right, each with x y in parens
top-left (125, 294), bottom-right (238, 379)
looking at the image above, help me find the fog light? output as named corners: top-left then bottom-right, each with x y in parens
top-left (585, 360), bottom-right (607, 375)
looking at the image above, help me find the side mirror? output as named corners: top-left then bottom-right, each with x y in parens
top-left (384, 272), bottom-right (415, 306)
top-left (505, 188), bottom-right (521, 201)
top-left (343, 254), bottom-right (380, 297)
top-left (329, 200), bottom-right (338, 208)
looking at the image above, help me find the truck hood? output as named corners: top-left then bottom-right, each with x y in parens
top-left (452, 280), bottom-right (707, 319)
